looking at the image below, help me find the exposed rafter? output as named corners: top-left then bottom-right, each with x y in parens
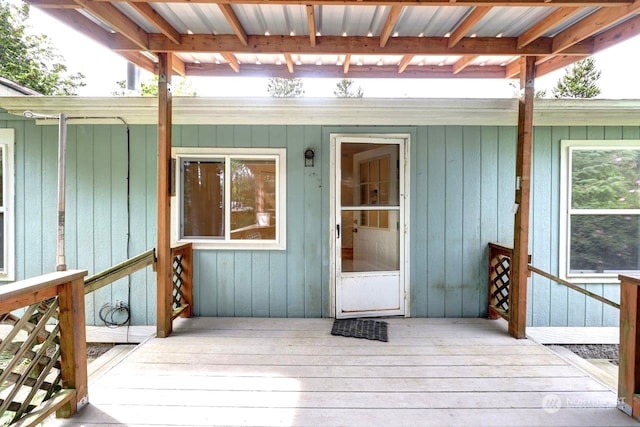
top-left (128, 2), bottom-right (181, 44)
top-left (221, 52), bottom-right (240, 72)
top-left (452, 55), bottom-right (478, 74)
top-left (398, 55), bottom-right (414, 73)
top-left (218, 4), bottom-right (249, 46)
top-left (448, 6), bottom-right (492, 48)
top-left (379, 5), bottom-right (403, 48)
top-left (517, 7), bottom-right (581, 48)
top-left (72, 0), bottom-right (150, 49)
top-left (552, 2), bottom-right (640, 53)
top-left (535, 54), bottom-right (588, 77)
top-left (171, 53), bottom-right (186, 76)
top-left (343, 54), bottom-right (351, 74)
top-left (306, 5), bottom-right (317, 47)
top-left (284, 53), bottom-right (295, 73)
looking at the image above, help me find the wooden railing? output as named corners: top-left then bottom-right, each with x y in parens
top-left (0, 270), bottom-right (88, 425)
top-left (617, 274), bottom-right (640, 419)
top-left (487, 243), bottom-right (513, 321)
top-left (84, 249), bottom-right (156, 295)
top-left (170, 243), bottom-right (193, 320)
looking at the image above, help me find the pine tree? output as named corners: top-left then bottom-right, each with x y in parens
top-left (267, 77), bottom-right (304, 97)
top-left (334, 79), bottom-right (363, 98)
top-left (0, 0), bottom-right (85, 95)
top-left (552, 57), bottom-right (601, 99)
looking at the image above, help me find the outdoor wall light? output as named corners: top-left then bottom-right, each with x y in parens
top-left (304, 148), bottom-right (315, 167)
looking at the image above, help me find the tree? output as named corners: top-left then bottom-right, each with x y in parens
top-left (0, 0), bottom-right (85, 95)
top-left (267, 77), bottom-right (304, 97)
top-left (552, 57), bottom-right (601, 99)
top-left (112, 75), bottom-right (197, 96)
top-left (334, 79), bottom-right (363, 98)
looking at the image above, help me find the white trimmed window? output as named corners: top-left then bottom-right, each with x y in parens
top-left (0, 129), bottom-right (14, 281)
top-left (172, 148), bottom-right (286, 250)
top-left (560, 140), bottom-right (640, 282)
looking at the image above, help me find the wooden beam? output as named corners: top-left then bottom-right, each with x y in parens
top-left (185, 62), bottom-right (506, 78)
top-left (379, 5), bottom-right (403, 48)
top-left (509, 56), bottom-right (535, 340)
top-left (552, 2), bottom-right (640, 53)
top-left (86, 0), bottom-right (634, 6)
top-left (452, 55), bottom-right (477, 74)
top-left (119, 51), bottom-right (158, 74)
top-left (343, 54), bottom-right (351, 74)
top-left (591, 12), bottom-right (640, 53)
top-left (28, 0), bottom-right (79, 8)
top-left (72, 0), bottom-right (150, 49)
top-left (284, 53), bottom-right (295, 73)
top-left (156, 52), bottom-right (173, 339)
top-left (128, 2), bottom-right (181, 44)
top-left (448, 6), bottom-right (492, 48)
top-left (534, 54), bottom-right (587, 77)
top-left (218, 4), bottom-right (248, 46)
top-left (306, 5), bottom-right (316, 47)
top-left (517, 7), bottom-right (581, 48)
top-left (171, 53), bottom-right (186, 76)
top-left (397, 54), bottom-right (413, 73)
top-left (504, 57), bottom-right (521, 78)
top-left (221, 52), bottom-right (240, 72)
top-left (142, 34), bottom-right (592, 56)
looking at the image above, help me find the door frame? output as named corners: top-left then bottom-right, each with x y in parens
top-left (329, 133), bottom-right (411, 318)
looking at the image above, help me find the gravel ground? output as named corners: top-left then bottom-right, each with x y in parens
top-left (87, 343), bottom-right (115, 363)
top-left (558, 344), bottom-right (619, 364)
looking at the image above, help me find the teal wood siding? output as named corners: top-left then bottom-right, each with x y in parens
top-left (1, 110), bottom-right (638, 326)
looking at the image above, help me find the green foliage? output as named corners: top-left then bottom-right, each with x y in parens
top-left (0, 0), bottom-right (85, 95)
top-left (112, 75), bottom-right (196, 96)
top-left (569, 149), bottom-right (640, 272)
top-left (552, 58), bottom-right (601, 99)
top-left (267, 77), bottom-right (304, 97)
top-left (334, 79), bottom-right (363, 98)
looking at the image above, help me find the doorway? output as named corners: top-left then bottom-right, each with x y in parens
top-left (331, 134), bottom-right (409, 318)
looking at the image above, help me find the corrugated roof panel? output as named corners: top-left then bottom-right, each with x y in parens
top-left (472, 7), bottom-right (555, 37)
top-left (393, 7), bottom-right (439, 37)
top-left (158, 3), bottom-right (233, 35)
top-left (319, 6), bottom-right (380, 36)
top-left (417, 6), bottom-right (471, 37)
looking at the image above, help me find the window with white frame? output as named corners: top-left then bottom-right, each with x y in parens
top-left (0, 129), bottom-right (14, 280)
top-left (172, 148), bottom-right (286, 250)
top-left (560, 140), bottom-right (640, 282)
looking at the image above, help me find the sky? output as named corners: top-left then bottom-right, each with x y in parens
top-left (22, 5), bottom-right (640, 99)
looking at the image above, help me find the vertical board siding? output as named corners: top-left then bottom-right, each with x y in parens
top-left (2, 114), bottom-right (637, 326)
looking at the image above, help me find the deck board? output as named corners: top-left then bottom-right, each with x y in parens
top-left (48, 318), bottom-right (637, 426)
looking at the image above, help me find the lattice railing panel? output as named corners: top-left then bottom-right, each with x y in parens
top-left (490, 255), bottom-right (510, 314)
top-left (0, 299), bottom-right (63, 424)
top-left (172, 253), bottom-right (185, 311)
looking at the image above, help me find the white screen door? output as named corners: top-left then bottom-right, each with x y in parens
top-left (332, 136), bottom-right (408, 318)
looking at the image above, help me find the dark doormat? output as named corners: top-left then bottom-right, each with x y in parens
top-left (331, 318), bottom-right (388, 342)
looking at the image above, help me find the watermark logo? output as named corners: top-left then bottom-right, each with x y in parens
top-left (542, 394), bottom-right (562, 414)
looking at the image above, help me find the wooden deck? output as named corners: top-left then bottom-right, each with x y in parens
top-left (49, 318), bottom-right (636, 426)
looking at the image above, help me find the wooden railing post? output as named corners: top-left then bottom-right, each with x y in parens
top-left (181, 243), bottom-right (193, 318)
top-left (618, 274), bottom-right (640, 419)
top-left (56, 275), bottom-right (88, 418)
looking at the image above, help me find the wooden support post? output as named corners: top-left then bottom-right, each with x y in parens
top-left (56, 274), bottom-right (88, 417)
top-left (618, 274), bottom-right (640, 419)
top-left (157, 53), bottom-right (173, 338)
top-left (509, 56), bottom-right (535, 339)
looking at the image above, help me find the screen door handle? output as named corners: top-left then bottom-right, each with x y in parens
top-left (336, 224), bottom-right (340, 239)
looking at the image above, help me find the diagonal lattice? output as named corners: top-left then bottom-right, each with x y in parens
top-left (0, 299), bottom-right (63, 423)
top-left (172, 254), bottom-right (185, 310)
top-left (490, 255), bottom-right (510, 314)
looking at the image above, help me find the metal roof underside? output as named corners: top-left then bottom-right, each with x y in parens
top-left (27, 0), bottom-right (640, 79)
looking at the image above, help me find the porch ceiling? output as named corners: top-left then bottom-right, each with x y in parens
top-left (28, 0), bottom-right (640, 79)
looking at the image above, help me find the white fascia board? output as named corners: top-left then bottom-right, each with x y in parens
top-left (1, 97), bottom-right (640, 126)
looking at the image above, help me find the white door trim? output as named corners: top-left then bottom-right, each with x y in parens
top-left (329, 133), bottom-right (411, 318)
